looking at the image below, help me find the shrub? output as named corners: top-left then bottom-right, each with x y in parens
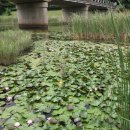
top-left (0, 30), bottom-right (32, 65)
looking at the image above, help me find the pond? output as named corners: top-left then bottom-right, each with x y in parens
top-left (0, 12), bottom-right (120, 130)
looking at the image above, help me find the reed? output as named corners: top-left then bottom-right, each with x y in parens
top-left (109, 12), bottom-right (130, 129)
top-left (0, 30), bottom-right (31, 65)
top-left (49, 16), bottom-right (63, 26)
top-left (0, 16), bottom-right (18, 31)
top-left (69, 12), bottom-right (130, 43)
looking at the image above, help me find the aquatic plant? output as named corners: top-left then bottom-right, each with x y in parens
top-left (0, 40), bottom-right (119, 130)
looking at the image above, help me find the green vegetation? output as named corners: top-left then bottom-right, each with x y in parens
top-left (0, 30), bottom-right (31, 65)
top-left (1, 9), bottom-right (130, 130)
top-left (115, 47), bottom-right (130, 130)
top-left (0, 16), bottom-right (17, 31)
top-left (48, 10), bottom-right (62, 17)
top-left (108, 12), bottom-right (130, 130)
top-left (69, 13), bottom-right (130, 43)
top-left (0, 40), bottom-right (119, 130)
top-left (49, 10), bottom-right (63, 27)
top-left (0, 0), bottom-right (15, 15)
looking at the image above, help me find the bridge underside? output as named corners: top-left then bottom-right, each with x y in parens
top-left (51, 0), bottom-right (85, 7)
top-left (50, 0), bottom-right (111, 10)
top-left (50, 0), bottom-right (110, 22)
top-left (14, 0), bottom-right (115, 30)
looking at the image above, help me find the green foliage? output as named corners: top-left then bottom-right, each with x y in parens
top-left (0, 15), bottom-right (17, 31)
top-left (0, 0), bottom-right (15, 15)
top-left (48, 5), bottom-right (61, 10)
top-left (109, 43), bottom-right (130, 130)
top-left (0, 40), bottom-right (119, 130)
top-left (0, 30), bottom-right (32, 65)
top-left (125, 4), bottom-right (130, 8)
top-left (69, 12), bottom-right (130, 42)
top-left (109, 12), bottom-right (130, 129)
top-left (118, 47), bottom-right (130, 130)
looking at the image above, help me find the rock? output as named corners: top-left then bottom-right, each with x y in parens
top-left (76, 122), bottom-right (83, 127)
top-left (47, 117), bottom-right (58, 124)
top-left (85, 103), bottom-right (91, 109)
top-left (67, 105), bottom-right (74, 111)
top-left (74, 118), bottom-right (81, 123)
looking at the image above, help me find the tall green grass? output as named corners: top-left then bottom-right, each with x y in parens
top-left (118, 47), bottom-right (130, 130)
top-left (49, 17), bottom-right (63, 26)
top-left (0, 16), bottom-right (18, 31)
top-left (109, 12), bottom-right (130, 129)
top-left (69, 12), bottom-right (130, 42)
top-left (0, 30), bottom-right (31, 65)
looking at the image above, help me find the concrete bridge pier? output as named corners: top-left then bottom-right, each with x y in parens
top-left (62, 6), bottom-right (89, 22)
top-left (16, 1), bottom-right (48, 30)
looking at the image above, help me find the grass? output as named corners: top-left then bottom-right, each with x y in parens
top-left (0, 10), bottom-right (63, 66)
top-left (0, 15), bottom-right (18, 31)
top-left (110, 42), bottom-right (130, 130)
top-left (69, 12), bottom-right (130, 43)
top-left (48, 10), bottom-right (62, 17)
top-left (0, 30), bottom-right (32, 65)
top-left (118, 47), bottom-right (130, 130)
top-left (9, 10), bottom-right (62, 18)
top-left (108, 12), bottom-right (130, 129)
top-left (48, 10), bottom-right (64, 27)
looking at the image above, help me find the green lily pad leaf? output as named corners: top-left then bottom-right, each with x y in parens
top-left (1, 112), bottom-right (11, 119)
top-left (69, 97), bottom-right (80, 104)
top-left (52, 109), bottom-right (64, 116)
top-left (80, 112), bottom-right (87, 119)
top-left (43, 107), bottom-right (52, 113)
top-left (86, 125), bottom-right (95, 129)
top-left (0, 101), bottom-right (5, 106)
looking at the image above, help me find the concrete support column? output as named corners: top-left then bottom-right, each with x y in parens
top-left (16, 1), bottom-right (48, 30)
top-left (62, 6), bottom-right (89, 23)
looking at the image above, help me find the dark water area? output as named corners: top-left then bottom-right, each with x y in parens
top-left (31, 24), bottom-right (69, 42)
top-left (0, 126), bottom-right (3, 130)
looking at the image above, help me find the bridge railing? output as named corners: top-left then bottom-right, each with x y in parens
top-left (92, 0), bottom-right (116, 5)
top-left (65, 0), bottom-right (117, 7)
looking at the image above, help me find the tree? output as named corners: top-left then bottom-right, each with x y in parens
top-left (118, 0), bottom-right (130, 8)
top-left (0, 0), bottom-right (15, 15)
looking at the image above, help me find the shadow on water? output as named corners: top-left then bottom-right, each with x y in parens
top-left (31, 24), bottom-right (68, 41)
top-left (0, 126), bottom-right (3, 130)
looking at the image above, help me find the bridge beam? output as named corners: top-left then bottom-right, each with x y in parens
top-left (62, 6), bottom-right (89, 23)
top-left (16, 1), bottom-right (48, 30)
